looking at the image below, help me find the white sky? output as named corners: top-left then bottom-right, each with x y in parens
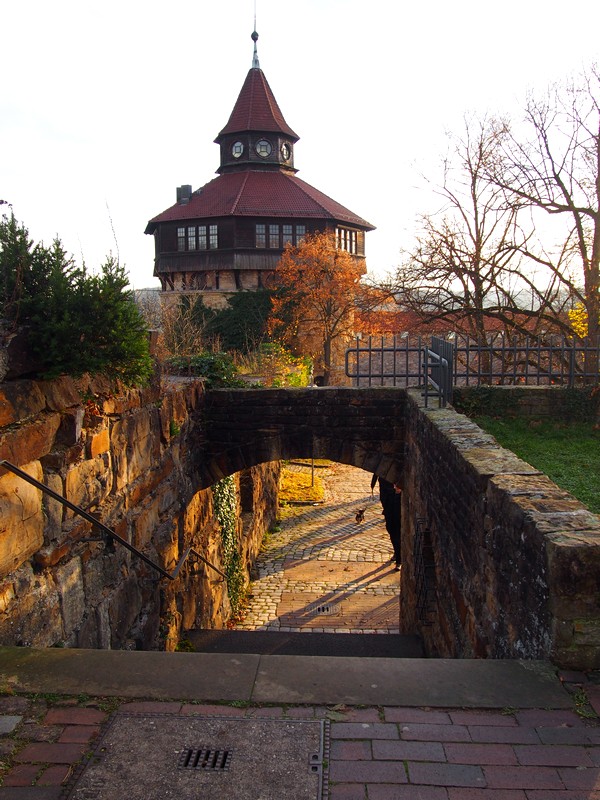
top-left (2, 0), bottom-right (599, 289)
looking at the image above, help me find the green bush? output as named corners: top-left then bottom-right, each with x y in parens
top-left (1, 213), bottom-right (152, 386)
top-left (166, 352), bottom-right (246, 387)
top-left (453, 385), bottom-right (599, 422)
top-left (204, 290), bottom-right (272, 354)
top-left (242, 342), bottom-right (312, 387)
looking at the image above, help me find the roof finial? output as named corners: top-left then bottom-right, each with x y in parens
top-left (251, 0), bottom-right (260, 68)
top-left (251, 29), bottom-right (260, 69)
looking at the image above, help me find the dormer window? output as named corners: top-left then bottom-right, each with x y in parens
top-left (232, 141), bottom-right (244, 158)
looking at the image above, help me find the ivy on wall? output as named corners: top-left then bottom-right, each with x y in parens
top-left (212, 476), bottom-right (245, 616)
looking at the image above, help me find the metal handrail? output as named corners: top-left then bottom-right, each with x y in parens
top-left (422, 348), bottom-right (450, 408)
top-left (0, 460), bottom-right (226, 582)
top-left (424, 349), bottom-right (443, 408)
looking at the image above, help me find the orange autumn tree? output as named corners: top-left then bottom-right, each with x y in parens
top-left (268, 231), bottom-right (366, 385)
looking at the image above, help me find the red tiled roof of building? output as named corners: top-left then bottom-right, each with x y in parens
top-left (217, 68), bottom-right (299, 141)
top-left (145, 170), bottom-right (375, 232)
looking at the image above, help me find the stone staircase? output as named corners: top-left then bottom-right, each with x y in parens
top-left (186, 629), bottom-right (424, 658)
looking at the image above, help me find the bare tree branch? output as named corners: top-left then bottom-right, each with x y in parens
top-left (488, 66), bottom-right (600, 350)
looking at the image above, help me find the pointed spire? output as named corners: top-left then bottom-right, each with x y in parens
top-left (251, 30), bottom-right (260, 69)
top-left (216, 66), bottom-right (299, 140)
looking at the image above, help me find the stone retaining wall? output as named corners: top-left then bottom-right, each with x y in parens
top-left (0, 375), bottom-right (278, 651)
top-left (400, 390), bottom-right (600, 669)
top-left (453, 385), bottom-right (600, 421)
top-left (2, 377), bottom-right (599, 668)
top-left (191, 385), bottom-right (600, 669)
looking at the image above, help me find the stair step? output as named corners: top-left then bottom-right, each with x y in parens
top-left (185, 630), bottom-right (424, 658)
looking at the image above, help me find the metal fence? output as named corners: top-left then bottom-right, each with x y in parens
top-left (345, 333), bottom-right (599, 394)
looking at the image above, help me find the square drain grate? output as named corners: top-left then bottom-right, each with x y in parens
top-left (179, 747), bottom-right (232, 771)
top-left (307, 602), bottom-right (340, 616)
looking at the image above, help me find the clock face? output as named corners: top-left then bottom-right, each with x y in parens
top-left (232, 141), bottom-right (244, 158)
top-left (280, 142), bottom-right (291, 161)
top-left (255, 139), bottom-right (272, 158)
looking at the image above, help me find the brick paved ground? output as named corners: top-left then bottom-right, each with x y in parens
top-left (235, 462), bottom-right (401, 633)
top-left (2, 691), bottom-right (600, 797)
top-left (0, 696), bottom-right (108, 796)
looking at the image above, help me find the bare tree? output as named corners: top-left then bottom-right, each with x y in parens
top-left (389, 118), bottom-right (570, 340)
top-left (134, 290), bottom-right (206, 360)
top-left (159, 296), bottom-right (210, 358)
top-left (489, 65), bottom-right (600, 350)
top-left (134, 288), bottom-right (162, 330)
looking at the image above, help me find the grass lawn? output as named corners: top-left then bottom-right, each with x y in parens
top-left (474, 416), bottom-right (600, 514)
top-left (279, 467), bottom-right (325, 503)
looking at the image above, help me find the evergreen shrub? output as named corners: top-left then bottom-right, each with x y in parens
top-left (1, 213), bottom-right (152, 385)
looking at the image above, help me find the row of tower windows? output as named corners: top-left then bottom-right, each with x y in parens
top-left (255, 224), bottom-right (306, 249)
top-left (176, 224), bottom-right (358, 253)
top-left (178, 225), bottom-right (218, 251)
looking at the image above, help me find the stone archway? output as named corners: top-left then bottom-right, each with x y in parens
top-left (187, 461), bottom-right (424, 658)
top-left (183, 385), bottom-right (600, 668)
top-left (187, 387), bottom-right (408, 489)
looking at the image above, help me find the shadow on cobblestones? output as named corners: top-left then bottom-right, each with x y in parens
top-left (236, 463), bottom-right (401, 634)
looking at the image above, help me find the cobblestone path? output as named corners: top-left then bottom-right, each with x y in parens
top-left (235, 462), bottom-right (401, 633)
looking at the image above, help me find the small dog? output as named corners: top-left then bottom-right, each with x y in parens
top-left (355, 507), bottom-right (366, 523)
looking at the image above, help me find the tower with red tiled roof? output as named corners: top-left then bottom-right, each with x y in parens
top-left (145, 31), bottom-right (375, 305)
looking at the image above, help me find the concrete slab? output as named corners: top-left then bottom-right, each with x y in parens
top-left (0, 648), bottom-right (260, 702)
top-left (252, 656), bottom-right (573, 709)
top-left (67, 714), bottom-right (324, 800)
top-left (0, 647), bottom-right (572, 709)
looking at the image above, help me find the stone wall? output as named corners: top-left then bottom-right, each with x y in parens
top-left (400, 390), bottom-right (600, 669)
top-left (189, 384), bottom-right (600, 668)
top-left (0, 374), bottom-right (279, 651)
top-left (194, 387), bottom-right (408, 488)
top-left (2, 376), bottom-right (599, 668)
top-left (453, 385), bottom-right (600, 422)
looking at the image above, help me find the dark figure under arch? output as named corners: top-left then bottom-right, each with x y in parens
top-left (371, 475), bottom-right (402, 570)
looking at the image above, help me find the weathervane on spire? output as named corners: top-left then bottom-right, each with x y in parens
top-left (252, 0), bottom-right (260, 69)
